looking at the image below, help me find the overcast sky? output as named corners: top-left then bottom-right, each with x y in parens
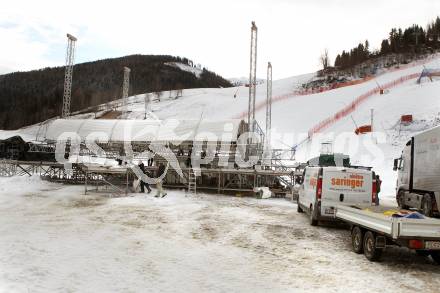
top-left (1, 0), bottom-right (439, 79)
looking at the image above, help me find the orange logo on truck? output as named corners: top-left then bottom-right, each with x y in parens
top-left (331, 174), bottom-right (364, 189)
top-left (309, 177), bottom-right (317, 187)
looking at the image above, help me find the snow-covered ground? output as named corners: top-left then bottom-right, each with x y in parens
top-left (1, 176), bottom-right (440, 293)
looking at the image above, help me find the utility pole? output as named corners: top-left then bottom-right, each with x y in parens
top-left (248, 21), bottom-right (258, 132)
top-left (266, 62), bottom-right (272, 148)
top-left (61, 33), bottom-right (77, 118)
top-left (371, 108), bottom-right (376, 144)
top-left (121, 67), bottom-right (130, 119)
top-left (412, 25), bottom-right (422, 47)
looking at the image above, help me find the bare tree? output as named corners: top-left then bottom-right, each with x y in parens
top-left (320, 49), bottom-right (330, 70)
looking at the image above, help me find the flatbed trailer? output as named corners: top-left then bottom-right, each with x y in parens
top-left (334, 205), bottom-right (440, 262)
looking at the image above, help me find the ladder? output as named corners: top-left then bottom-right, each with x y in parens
top-left (188, 169), bottom-right (197, 194)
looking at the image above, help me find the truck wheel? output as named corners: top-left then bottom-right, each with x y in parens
top-left (415, 250), bottom-right (430, 257)
top-left (297, 200), bottom-right (304, 213)
top-left (397, 190), bottom-right (408, 209)
top-left (430, 251), bottom-right (440, 264)
top-left (309, 205), bottom-right (318, 226)
top-left (363, 231), bottom-right (382, 261)
top-left (422, 194), bottom-right (433, 217)
top-left (351, 226), bottom-right (364, 254)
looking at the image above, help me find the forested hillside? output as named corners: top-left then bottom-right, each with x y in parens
top-left (334, 17), bottom-right (440, 69)
top-left (0, 55), bottom-right (232, 130)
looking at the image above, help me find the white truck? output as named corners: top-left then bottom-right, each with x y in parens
top-left (297, 165), bottom-right (377, 226)
top-left (334, 205), bottom-right (440, 263)
top-left (394, 125), bottom-right (440, 217)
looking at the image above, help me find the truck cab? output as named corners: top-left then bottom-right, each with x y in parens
top-left (394, 128), bottom-right (440, 217)
top-left (394, 140), bottom-right (411, 192)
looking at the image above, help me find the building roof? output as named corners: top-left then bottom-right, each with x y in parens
top-left (43, 119), bottom-right (246, 143)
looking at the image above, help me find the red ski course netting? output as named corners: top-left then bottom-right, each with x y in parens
top-left (234, 54), bottom-right (439, 138)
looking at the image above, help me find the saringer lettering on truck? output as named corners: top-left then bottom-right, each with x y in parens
top-left (330, 174), bottom-right (366, 192)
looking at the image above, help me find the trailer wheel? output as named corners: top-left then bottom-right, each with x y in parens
top-left (397, 190), bottom-right (408, 209)
top-left (430, 251), bottom-right (440, 264)
top-left (363, 231), bottom-right (382, 261)
top-left (309, 205), bottom-right (318, 226)
top-left (422, 194), bottom-right (433, 217)
top-left (351, 226), bottom-right (364, 254)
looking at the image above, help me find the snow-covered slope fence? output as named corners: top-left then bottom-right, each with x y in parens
top-left (307, 72), bottom-right (420, 136)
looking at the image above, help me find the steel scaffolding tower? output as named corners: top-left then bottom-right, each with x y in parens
top-left (266, 62), bottom-right (272, 146)
top-left (121, 67), bottom-right (131, 119)
top-left (263, 62), bottom-right (273, 166)
top-left (248, 21), bottom-right (258, 132)
top-left (61, 34), bottom-right (77, 118)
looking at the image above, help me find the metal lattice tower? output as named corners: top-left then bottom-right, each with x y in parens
top-left (61, 34), bottom-right (77, 118)
top-left (121, 67), bottom-right (131, 119)
top-left (248, 21), bottom-right (258, 131)
top-left (266, 62), bottom-right (272, 147)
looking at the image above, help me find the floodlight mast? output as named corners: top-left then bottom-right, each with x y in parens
top-left (61, 33), bottom-right (77, 118)
top-left (266, 62), bottom-right (272, 148)
top-left (248, 21), bottom-right (258, 132)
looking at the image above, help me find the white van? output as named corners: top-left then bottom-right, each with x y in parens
top-left (297, 166), bottom-right (377, 226)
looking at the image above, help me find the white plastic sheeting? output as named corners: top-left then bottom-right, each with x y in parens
top-left (43, 119), bottom-right (245, 143)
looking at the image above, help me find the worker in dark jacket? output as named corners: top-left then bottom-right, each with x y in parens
top-left (375, 175), bottom-right (382, 205)
top-left (186, 147), bottom-right (192, 167)
top-left (138, 162), bottom-right (151, 194)
top-left (148, 156), bottom-right (154, 167)
top-left (155, 163), bottom-right (167, 198)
